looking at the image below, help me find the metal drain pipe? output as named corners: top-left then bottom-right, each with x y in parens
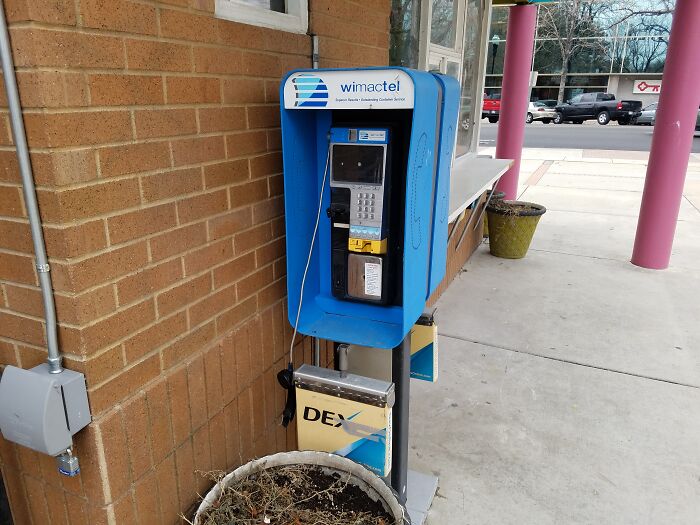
top-left (0, 0), bottom-right (62, 374)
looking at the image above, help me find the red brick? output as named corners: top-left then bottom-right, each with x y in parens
top-left (157, 273), bottom-right (211, 317)
top-left (64, 299), bottom-right (155, 355)
top-left (193, 46), bottom-right (242, 75)
top-left (174, 439), bottom-right (197, 514)
top-left (55, 284), bottom-right (117, 324)
top-left (237, 388), bottom-right (254, 462)
top-left (209, 207), bottom-right (253, 241)
top-left (252, 196), bottom-right (284, 225)
top-left (266, 128), bottom-right (282, 150)
top-left (37, 178), bottom-right (140, 223)
top-left (230, 179), bottom-right (268, 210)
top-left (216, 18), bottom-right (267, 49)
top-left (198, 106), bottom-right (247, 133)
top-left (135, 108), bottom-right (197, 139)
top-left (99, 409), bottom-right (132, 499)
top-left (171, 135), bottom-right (225, 167)
top-left (155, 454), bottom-right (180, 524)
top-left (141, 167), bottom-right (203, 203)
top-left (146, 380), bottom-right (174, 464)
top-left (5, 0), bottom-right (77, 24)
top-left (107, 203), bottom-right (177, 244)
top-left (150, 222), bottom-right (207, 262)
top-left (0, 311), bottom-right (45, 346)
top-left (160, 8), bottom-right (218, 43)
top-left (188, 284), bottom-right (236, 328)
top-left (226, 130), bottom-right (268, 158)
top-left (16, 71), bottom-right (88, 108)
top-left (177, 189), bottom-right (228, 224)
top-left (247, 105), bottom-right (280, 130)
top-left (126, 39), bottom-right (192, 72)
top-left (30, 148), bottom-right (97, 186)
top-left (265, 80), bottom-right (280, 104)
top-left (65, 493), bottom-right (90, 525)
top-left (251, 375), bottom-right (266, 439)
top-left (22, 475), bottom-right (50, 524)
top-left (241, 51), bottom-right (281, 78)
top-left (168, 366), bottom-right (191, 446)
top-left (0, 151), bottom-right (19, 183)
top-left (237, 265), bottom-right (273, 301)
top-left (0, 340), bottom-right (18, 367)
top-left (99, 141), bottom-right (171, 178)
top-left (184, 238), bottom-right (233, 276)
top-left (51, 241), bottom-right (149, 293)
top-left (209, 409), bottom-right (227, 471)
top-left (89, 353), bottom-right (161, 415)
top-left (44, 220), bottom-right (108, 258)
top-left (186, 356), bottom-right (207, 430)
top-left (89, 74), bottom-right (163, 105)
top-left (117, 258), bottom-right (183, 306)
top-left (81, 0), bottom-right (157, 35)
top-left (112, 492), bottom-right (137, 524)
top-left (247, 316), bottom-right (263, 378)
top-left (255, 237), bottom-right (285, 266)
top-left (191, 424), bottom-right (211, 494)
top-left (234, 223), bottom-right (272, 255)
top-left (212, 252), bottom-right (255, 289)
top-left (0, 218), bottom-right (31, 252)
top-left (63, 343), bottom-right (124, 386)
top-left (223, 400), bottom-right (241, 468)
top-left (223, 78), bottom-right (265, 104)
top-left (260, 309), bottom-right (275, 371)
top-left (10, 27), bottom-right (125, 69)
top-left (162, 321), bottom-right (215, 369)
top-left (215, 294), bottom-right (257, 335)
top-left (258, 277), bottom-right (286, 310)
top-left (165, 76), bottom-right (220, 104)
top-left (123, 311), bottom-right (187, 363)
top-left (24, 110), bottom-right (132, 147)
top-left (204, 345), bottom-right (223, 418)
top-left (268, 173), bottom-right (284, 197)
top-left (204, 159), bottom-right (249, 188)
top-left (133, 471), bottom-right (161, 524)
top-left (122, 393), bottom-right (153, 481)
top-left (250, 151), bottom-right (282, 179)
top-left (0, 185), bottom-right (24, 217)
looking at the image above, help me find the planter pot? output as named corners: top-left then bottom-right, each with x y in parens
top-left (193, 451), bottom-right (409, 525)
top-left (482, 190), bottom-right (506, 238)
top-left (486, 200), bottom-right (546, 259)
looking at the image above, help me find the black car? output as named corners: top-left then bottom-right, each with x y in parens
top-left (554, 92), bottom-right (643, 125)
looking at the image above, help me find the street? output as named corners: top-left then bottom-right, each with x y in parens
top-left (479, 121), bottom-right (700, 153)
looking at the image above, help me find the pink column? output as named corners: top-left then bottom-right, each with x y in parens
top-left (632, 0), bottom-right (700, 269)
top-left (494, 4), bottom-right (538, 199)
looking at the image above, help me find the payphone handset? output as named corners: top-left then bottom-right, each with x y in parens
top-left (328, 127), bottom-right (394, 304)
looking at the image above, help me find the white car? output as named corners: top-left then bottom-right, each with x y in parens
top-left (635, 102), bottom-right (657, 125)
top-left (526, 100), bottom-right (557, 124)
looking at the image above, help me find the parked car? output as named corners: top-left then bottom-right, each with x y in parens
top-left (554, 92), bottom-right (643, 125)
top-left (696, 106), bottom-right (700, 132)
top-left (526, 100), bottom-right (557, 124)
top-left (635, 102), bottom-right (658, 125)
top-left (482, 93), bottom-right (500, 123)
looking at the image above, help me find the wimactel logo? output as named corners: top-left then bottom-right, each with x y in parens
top-left (339, 79), bottom-right (401, 94)
top-left (292, 74), bottom-right (328, 107)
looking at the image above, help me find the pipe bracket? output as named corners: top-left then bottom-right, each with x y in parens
top-left (36, 263), bottom-right (50, 273)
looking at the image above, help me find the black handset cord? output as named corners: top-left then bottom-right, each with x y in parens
top-left (278, 143), bottom-right (331, 427)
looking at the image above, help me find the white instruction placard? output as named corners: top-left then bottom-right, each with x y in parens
top-left (364, 262), bottom-right (382, 297)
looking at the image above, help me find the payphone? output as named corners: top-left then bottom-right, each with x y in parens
top-left (280, 68), bottom-right (459, 516)
top-left (328, 126), bottom-right (396, 304)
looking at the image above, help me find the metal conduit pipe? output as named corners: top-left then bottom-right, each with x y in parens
top-left (0, 0), bottom-right (62, 374)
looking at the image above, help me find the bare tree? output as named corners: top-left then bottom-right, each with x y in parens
top-left (538, 0), bottom-right (615, 103)
top-left (610, 0), bottom-right (674, 26)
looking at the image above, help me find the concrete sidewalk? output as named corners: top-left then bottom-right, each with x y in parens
top-left (410, 149), bottom-right (700, 524)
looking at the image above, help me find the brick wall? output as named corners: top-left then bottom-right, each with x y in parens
top-left (0, 0), bottom-right (390, 522)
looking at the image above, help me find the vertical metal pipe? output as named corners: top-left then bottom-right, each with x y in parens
top-left (494, 4), bottom-right (538, 199)
top-left (0, 0), bottom-right (62, 373)
top-left (311, 34), bottom-right (319, 69)
top-left (632, 0), bottom-right (700, 269)
top-left (313, 337), bottom-right (321, 366)
top-left (391, 335), bottom-right (411, 504)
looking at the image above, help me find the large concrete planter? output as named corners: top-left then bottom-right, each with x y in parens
top-left (486, 200), bottom-right (546, 259)
top-left (193, 451), bottom-right (409, 524)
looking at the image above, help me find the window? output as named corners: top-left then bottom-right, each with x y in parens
top-left (215, 0), bottom-right (308, 34)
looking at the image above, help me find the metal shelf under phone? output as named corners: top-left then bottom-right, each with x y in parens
top-left (294, 364), bottom-right (395, 408)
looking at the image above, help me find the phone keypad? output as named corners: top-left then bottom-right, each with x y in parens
top-left (356, 192), bottom-right (377, 217)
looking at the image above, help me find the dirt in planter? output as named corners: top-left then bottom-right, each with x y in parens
top-left (194, 464), bottom-right (398, 525)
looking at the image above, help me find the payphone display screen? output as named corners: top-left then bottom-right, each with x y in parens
top-left (332, 145), bottom-right (384, 185)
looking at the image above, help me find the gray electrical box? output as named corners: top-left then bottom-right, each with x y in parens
top-left (0, 364), bottom-right (91, 456)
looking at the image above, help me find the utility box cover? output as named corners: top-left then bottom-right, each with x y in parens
top-left (0, 365), bottom-right (91, 456)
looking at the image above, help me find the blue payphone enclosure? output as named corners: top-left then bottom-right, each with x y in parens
top-left (280, 68), bottom-right (459, 349)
